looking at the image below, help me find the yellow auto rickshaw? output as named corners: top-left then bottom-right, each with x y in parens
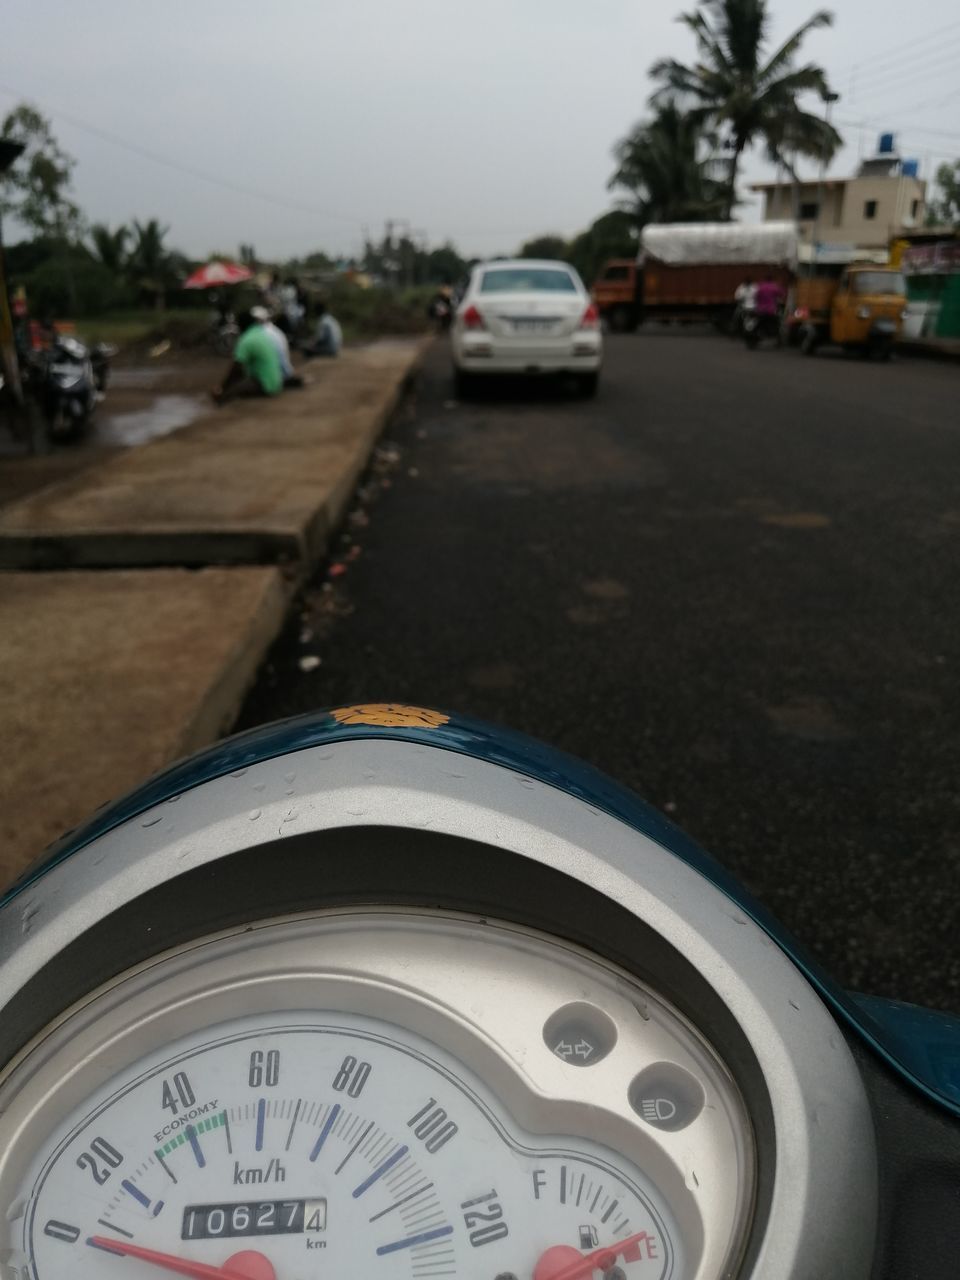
top-left (797, 265), bottom-right (907, 360)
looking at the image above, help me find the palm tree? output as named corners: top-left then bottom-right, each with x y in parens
top-left (128, 218), bottom-right (174, 309)
top-left (609, 102), bottom-right (726, 226)
top-left (89, 222), bottom-right (130, 274)
top-left (650, 0), bottom-right (841, 218)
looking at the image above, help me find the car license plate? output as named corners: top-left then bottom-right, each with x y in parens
top-left (513, 319), bottom-right (554, 332)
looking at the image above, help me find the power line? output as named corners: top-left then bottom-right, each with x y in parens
top-left (0, 80), bottom-right (547, 248)
top-left (848, 30), bottom-right (960, 88)
top-left (851, 32), bottom-right (960, 89)
top-left (0, 81), bottom-right (368, 229)
top-left (833, 18), bottom-right (960, 81)
top-left (846, 40), bottom-right (960, 99)
top-left (0, 81), bottom-right (613, 250)
top-left (836, 115), bottom-right (960, 145)
top-left (894, 86), bottom-right (960, 120)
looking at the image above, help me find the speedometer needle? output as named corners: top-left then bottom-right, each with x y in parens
top-left (88, 1239), bottom-right (276, 1280)
top-left (533, 1232), bottom-right (654, 1280)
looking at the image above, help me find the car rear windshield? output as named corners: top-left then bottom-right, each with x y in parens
top-left (479, 268), bottom-right (578, 294)
top-left (852, 272), bottom-right (905, 296)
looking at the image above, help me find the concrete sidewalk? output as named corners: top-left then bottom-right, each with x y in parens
top-left (0, 340), bottom-right (427, 570)
top-left (0, 568), bottom-right (288, 884)
top-left (0, 339), bottom-right (427, 888)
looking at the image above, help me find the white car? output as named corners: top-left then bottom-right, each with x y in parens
top-left (451, 259), bottom-right (602, 396)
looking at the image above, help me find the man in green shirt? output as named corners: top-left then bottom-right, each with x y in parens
top-left (213, 310), bottom-right (284, 403)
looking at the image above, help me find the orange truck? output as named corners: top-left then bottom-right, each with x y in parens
top-left (593, 221), bottom-right (797, 331)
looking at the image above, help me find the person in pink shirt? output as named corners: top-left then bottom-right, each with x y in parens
top-left (754, 273), bottom-right (785, 316)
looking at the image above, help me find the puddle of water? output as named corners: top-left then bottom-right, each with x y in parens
top-left (94, 394), bottom-right (206, 447)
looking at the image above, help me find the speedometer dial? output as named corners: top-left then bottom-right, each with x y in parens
top-left (0, 912), bottom-right (753, 1280)
top-left (21, 1017), bottom-right (677, 1280)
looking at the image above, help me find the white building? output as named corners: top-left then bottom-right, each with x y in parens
top-left (751, 135), bottom-right (926, 260)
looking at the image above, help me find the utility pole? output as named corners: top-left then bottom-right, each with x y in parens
top-left (812, 92), bottom-right (840, 267)
top-left (0, 138), bottom-right (27, 407)
top-left (394, 219), bottom-right (413, 289)
top-left (415, 229), bottom-right (429, 286)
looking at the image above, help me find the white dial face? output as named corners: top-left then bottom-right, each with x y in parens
top-left (0, 912), bottom-right (753, 1280)
top-left (15, 1014), bottom-right (678, 1280)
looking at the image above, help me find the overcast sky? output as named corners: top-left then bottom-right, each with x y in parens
top-left (2, 0), bottom-right (959, 260)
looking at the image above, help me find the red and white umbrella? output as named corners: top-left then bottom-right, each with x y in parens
top-left (183, 261), bottom-right (253, 289)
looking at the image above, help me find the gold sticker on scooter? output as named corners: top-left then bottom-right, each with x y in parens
top-left (330, 703), bottom-right (451, 729)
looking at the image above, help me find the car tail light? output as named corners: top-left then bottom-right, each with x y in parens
top-left (579, 303), bottom-right (600, 330)
top-left (462, 305), bottom-right (485, 330)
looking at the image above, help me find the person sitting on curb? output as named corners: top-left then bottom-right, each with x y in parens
top-left (251, 305), bottom-right (303, 388)
top-left (212, 310), bottom-right (284, 403)
top-left (300, 301), bottom-right (343, 359)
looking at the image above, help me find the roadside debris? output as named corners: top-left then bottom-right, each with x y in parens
top-left (374, 443), bottom-right (402, 467)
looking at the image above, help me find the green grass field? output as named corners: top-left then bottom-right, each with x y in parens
top-left (71, 309), bottom-right (207, 347)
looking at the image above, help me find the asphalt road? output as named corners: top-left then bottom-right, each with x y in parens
top-left (239, 333), bottom-right (960, 1012)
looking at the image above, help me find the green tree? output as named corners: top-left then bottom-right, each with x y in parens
top-left (425, 242), bottom-right (466, 284)
top-left (926, 160), bottom-right (960, 227)
top-left (0, 103), bottom-right (83, 240)
top-left (89, 222), bottom-right (130, 273)
top-left (24, 252), bottom-right (125, 318)
top-left (518, 234), bottom-right (569, 260)
top-left (650, 0), bottom-right (840, 218)
top-left (610, 102), bottom-right (725, 227)
top-left (128, 218), bottom-right (177, 309)
top-left (566, 210), bottom-right (640, 284)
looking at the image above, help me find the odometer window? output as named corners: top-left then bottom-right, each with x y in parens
top-left (181, 1199), bottom-right (326, 1238)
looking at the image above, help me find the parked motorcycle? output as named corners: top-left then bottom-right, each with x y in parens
top-left (28, 335), bottom-right (111, 441)
top-left (210, 310), bottom-right (240, 356)
top-left (1, 707), bottom-right (959, 1278)
top-left (742, 308), bottom-right (782, 349)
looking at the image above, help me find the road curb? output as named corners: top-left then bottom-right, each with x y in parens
top-left (0, 339), bottom-right (431, 573)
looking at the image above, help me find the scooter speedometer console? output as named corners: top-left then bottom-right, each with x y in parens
top-left (0, 706), bottom-right (957, 1280)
